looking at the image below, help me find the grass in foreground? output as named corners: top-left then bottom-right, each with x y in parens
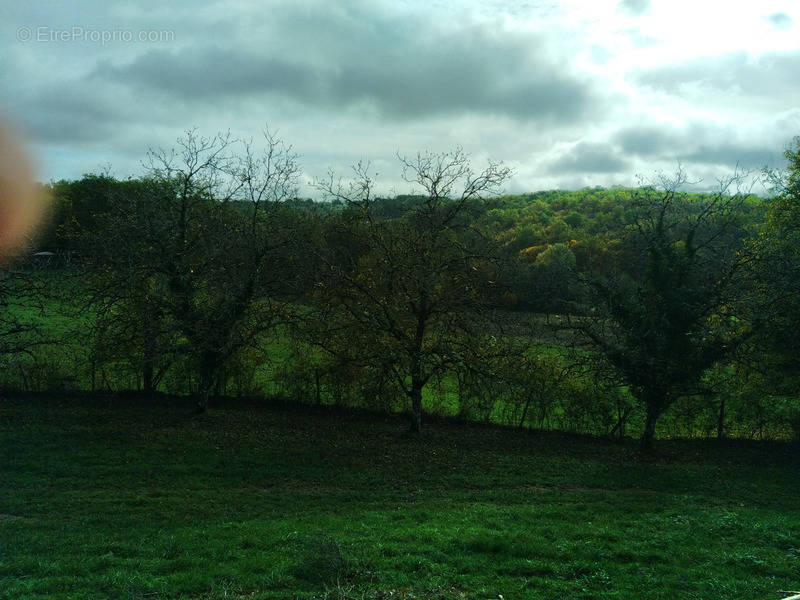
top-left (1, 396), bottom-right (799, 599)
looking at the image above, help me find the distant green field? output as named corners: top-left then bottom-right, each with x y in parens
top-left (0, 271), bottom-right (591, 426)
top-left (2, 398), bottom-right (798, 599)
top-left (3, 270), bottom-right (797, 441)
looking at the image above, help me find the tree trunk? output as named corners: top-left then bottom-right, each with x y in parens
top-left (196, 353), bottom-right (217, 414)
top-left (142, 360), bottom-right (154, 395)
top-left (409, 381), bottom-right (423, 435)
top-left (142, 318), bottom-right (157, 394)
top-left (641, 391), bottom-right (666, 452)
top-left (642, 411), bottom-right (657, 451)
top-left (610, 403), bottom-right (631, 440)
top-left (196, 384), bottom-right (210, 414)
top-left (518, 398), bottom-right (531, 429)
top-left (408, 309), bottom-right (427, 436)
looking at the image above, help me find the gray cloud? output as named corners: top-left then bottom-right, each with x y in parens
top-left (3, 0), bottom-right (798, 192)
top-left (633, 50), bottom-right (800, 98)
top-left (93, 48), bottom-right (319, 103)
top-left (549, 142), bottom-right (629, 174)
top-left (15, 86), bottom-right (124, 145)
top-left (679, 145), bottom-right (776, 168)
top-left (765, 12), bottom-right (792, 29)
top-left (615, 125), bottom-right (678, 158)
top-left (87, 8), bottom-right (597, 124)
top-left (617, 0), bottom-right (651, 16)
top-left (613, 121), bottom-right (784, 169)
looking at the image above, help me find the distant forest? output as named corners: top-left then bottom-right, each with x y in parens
top-left (3, 131), bottom-right (800, 450)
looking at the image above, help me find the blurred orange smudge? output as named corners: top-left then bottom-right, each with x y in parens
top-left (0, 121), bottom-right (47, 264)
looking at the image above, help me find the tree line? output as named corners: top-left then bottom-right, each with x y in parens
top-left (3, 128), bottom-right (800, 450)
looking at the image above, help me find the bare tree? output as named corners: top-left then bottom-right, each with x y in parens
top-left (0, 270), bottom-right (47, 391)
top-left (79, 127), bottom-right (302, 409)
top-left (313, 149), bottom-right (512, 434)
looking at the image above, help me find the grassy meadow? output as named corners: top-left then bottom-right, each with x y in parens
top-left (1, 397), bottom-right (798, 599)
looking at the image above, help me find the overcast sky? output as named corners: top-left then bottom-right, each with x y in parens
top-left (2, 0), bottom-right (799, 195)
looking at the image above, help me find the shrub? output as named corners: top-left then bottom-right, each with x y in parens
top-left (293, 532), bottom-right (348, 585)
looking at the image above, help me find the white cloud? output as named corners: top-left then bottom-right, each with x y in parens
top-left (1, 0), bottom-right (798, 192)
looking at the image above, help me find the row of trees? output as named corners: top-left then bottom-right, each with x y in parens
top-left (5, 129), bottom-right (800, 449)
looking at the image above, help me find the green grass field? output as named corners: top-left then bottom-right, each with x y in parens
top-left (1, 397), bottom-right (799, 599)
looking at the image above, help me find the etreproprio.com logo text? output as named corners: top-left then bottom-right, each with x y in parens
top-left (16, 26), bottom-right (174, 45)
